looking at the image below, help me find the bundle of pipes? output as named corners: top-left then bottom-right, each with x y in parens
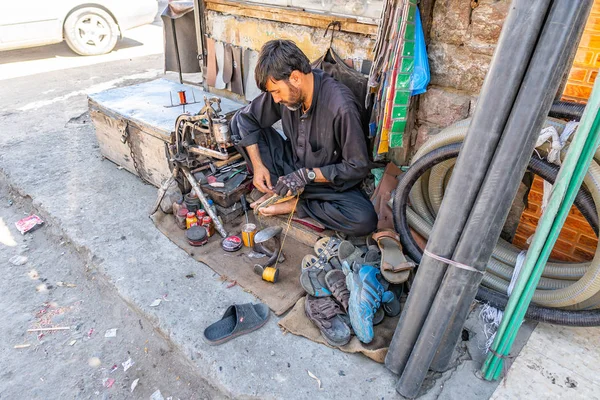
top-left (384, 0), bottom-right (593, 397)
top-left (481, 73), bottom-right (600, 382)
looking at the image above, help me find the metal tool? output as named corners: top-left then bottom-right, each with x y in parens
top-left (181, 166), bottom-right (228, 238)
top-left (240, 194), bottom-right (250, 225)
top-left (149, 165), bottom-right (180, 216)
top-left (253, 226), bottom-right (284, 283)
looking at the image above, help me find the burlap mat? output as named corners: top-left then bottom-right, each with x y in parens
top-left (278, 296), bottom-right (400, 363)
top-left (151, 210), bottom-right (309, 315)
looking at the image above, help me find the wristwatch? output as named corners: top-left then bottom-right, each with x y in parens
top-left (306, 168), bottom-right (317, 182)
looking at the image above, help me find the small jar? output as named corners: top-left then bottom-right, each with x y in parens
top-left (186, 212), bottom-right (198, 229)
top-left (196, 209), bottom-right (206, 220)
top-left (201, 216), bottom-right (214, 237)
top-left (175, 207), bottom-right (189, 230)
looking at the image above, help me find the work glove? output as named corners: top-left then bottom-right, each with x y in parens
top-left (274, 168), bottom-right (309, 196)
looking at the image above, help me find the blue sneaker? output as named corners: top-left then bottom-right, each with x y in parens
top-left (346, 265), bottom-right (394, 344)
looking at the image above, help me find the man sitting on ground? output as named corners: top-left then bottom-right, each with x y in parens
top-left (231, 39), bottom-right (377, 236)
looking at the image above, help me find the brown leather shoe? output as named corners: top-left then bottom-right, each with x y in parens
top-left (325, 270), bottom-right (350, 312)
top-left (305, 295), bottom-right (351, 347)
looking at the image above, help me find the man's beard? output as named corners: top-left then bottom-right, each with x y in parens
top-left (283, 83), bottom-right (304, 111)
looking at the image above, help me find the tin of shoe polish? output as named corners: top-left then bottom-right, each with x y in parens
top-left (186, 225), bottom-right (208, 246)
top-left (222, 235), bottom-right (243, 252)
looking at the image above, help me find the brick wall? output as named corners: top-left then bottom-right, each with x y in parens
top-left (512, 176), bottom-right (597, 262)
top-left (562, 1), bottom-right (600, 102)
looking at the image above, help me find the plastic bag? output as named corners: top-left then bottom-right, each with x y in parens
top-left (410, 7), bottom-right (430, 96)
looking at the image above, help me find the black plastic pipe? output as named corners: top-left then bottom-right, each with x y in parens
top-left (396, 3), bottom-right (593, 395)
top-left (384, 0), bottom-right (553, 378)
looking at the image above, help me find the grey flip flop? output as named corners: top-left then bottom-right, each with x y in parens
top-left (203, 303), bottom-right (269, 345)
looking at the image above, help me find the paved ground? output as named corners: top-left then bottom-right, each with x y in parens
top-left (0, 178), bottom-right (220, 400)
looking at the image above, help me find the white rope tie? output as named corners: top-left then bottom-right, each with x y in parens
top-left (507, 250), bottom-right (527, 296)
top-left (423, 249), bottom-right (483, 274)
top-left (538, 122), bottom-right (578, 211)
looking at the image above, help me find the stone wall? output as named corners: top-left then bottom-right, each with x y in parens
top-left (413, 0), bottom-right (511, 151)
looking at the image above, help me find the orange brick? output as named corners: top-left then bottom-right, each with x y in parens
top-left (564, 83), bottom-right (593, 100)
top-left (564, 215), bottom-right (596, 234)
top-left (513, 234), bottom-right (531, 246)
top-left (579, 34), bottom-right (600, 49)
top-left (574, 49), bottom-right (594, 65)
top-left (568, 67), bottom-right (589, 82)
top-left (578, 234), bottom-right (598, 248)
top-left (586, 15), bottom-right (600, 31)
top-left (573, 246), bottom-right (595, 261)
top-left (528, 191), bottom-right (543, 203)
top-left (525, 203), bottom-right (539, 214)
top-left (557, 227), bottom-right (579, 242)
top-left (531, 177), bottom-right (544, 191)
top-left (516, 223), bottom-right (537, 238)
top-left (553, 238), bottom-right (575, 255)
top-left (590, 70), bottom-right (597, 84)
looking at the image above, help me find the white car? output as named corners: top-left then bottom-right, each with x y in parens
top-left (0, 0), bottom-right (158, 56)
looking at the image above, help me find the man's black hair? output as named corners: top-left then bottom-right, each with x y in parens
top-left (255, 40), bottom-right (312, 92)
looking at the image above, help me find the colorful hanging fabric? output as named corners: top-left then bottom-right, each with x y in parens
top-left (368, 0), bottom-right (418, 158)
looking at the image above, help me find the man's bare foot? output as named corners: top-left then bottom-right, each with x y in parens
top-left (250, 192), bottom-right (272, 209)
top-left (258, 198), bottom-right (297, 216)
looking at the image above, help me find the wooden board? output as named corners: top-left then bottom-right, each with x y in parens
top-left (89, 104), bottom-right (172, 187)
top-left (205, 0), bottom-right (378, 36)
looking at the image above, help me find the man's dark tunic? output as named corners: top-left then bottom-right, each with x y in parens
top-left (231, 69), bottom-right (377, 235)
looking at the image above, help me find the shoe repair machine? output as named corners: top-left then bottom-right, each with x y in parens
top-left (150, 96), bottom-right (289, 283)
top-left (150, 96), bottom-right (239, 237)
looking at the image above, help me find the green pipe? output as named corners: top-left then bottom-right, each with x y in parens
top-left (484, 105), bottom-right (600, 379)
top-left (488, 111), bottom-right (600, 380)
top-left (481, 82), bottom-right (600, 380)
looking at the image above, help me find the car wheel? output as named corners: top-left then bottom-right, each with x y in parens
top-left (64, 7), bottom-right (119, 56)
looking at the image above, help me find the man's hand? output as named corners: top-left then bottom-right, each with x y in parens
top-left (274, 168), bottom-right (309, 196)
top-left (253, 164), bottom-right (274, 194)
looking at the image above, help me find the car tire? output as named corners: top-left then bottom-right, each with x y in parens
top-left (64, 7), bottom-right (119, 56)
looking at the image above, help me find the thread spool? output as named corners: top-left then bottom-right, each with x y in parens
top-left (262, 267), bottom-right (279, 283)
top-left (178, 90), bottom-right (187, 105)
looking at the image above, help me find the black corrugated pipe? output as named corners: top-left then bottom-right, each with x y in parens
top-left (392, 144), bottom-right (600, 326)
top-left (395, 3), bottom-right (592, 395)
top-left (392, 144), bottom-right (599, 266)
top-left (549, 100), bottom-right (587, 121)
top-left (383, 0), bottom-right (552, 379)
top-left (477, 286), bottom-right (600, 327)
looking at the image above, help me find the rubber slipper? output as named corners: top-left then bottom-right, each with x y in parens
top-left (383, 288), bottom-right (402, 317)
top-left (337, 241), bottom-right (365, 266)
top-left (363, 248), bottom-right (381, 267)
top-left (372, 230), bottom-right (415, 284)
top-left (314, 237), bottom-right (342, 261)
top-left (301, 254), bottom-right (331, 271)
top-left (203, 303), bottom-right (269, 345)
